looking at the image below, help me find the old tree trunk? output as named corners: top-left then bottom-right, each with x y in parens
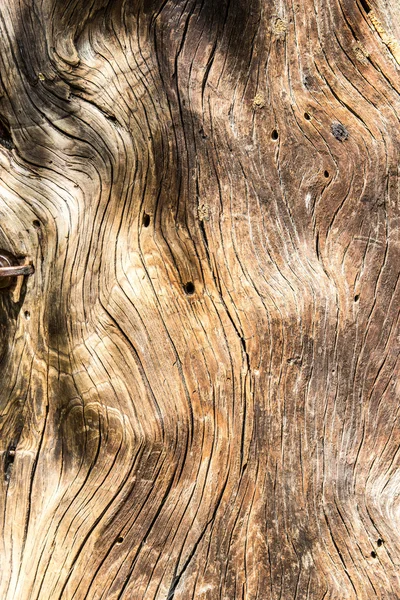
top-left (1, 0), bottom-right (400, 597)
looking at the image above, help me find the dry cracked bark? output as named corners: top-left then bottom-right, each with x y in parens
top-left (1, 0), bottom-right (400, 598)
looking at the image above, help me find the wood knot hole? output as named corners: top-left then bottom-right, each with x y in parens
top-left (331, 122), bottom-right (348, 142)
top-left (0, 115), bottom-right (14, 150)
top-left (4, 444), bottom-right (16, 481)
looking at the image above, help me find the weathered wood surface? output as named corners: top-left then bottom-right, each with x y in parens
top-left (1, 0), bottom-right (400, 598)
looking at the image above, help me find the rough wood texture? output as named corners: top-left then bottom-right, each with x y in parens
top-left (1, 0), bottom-right (400, 598)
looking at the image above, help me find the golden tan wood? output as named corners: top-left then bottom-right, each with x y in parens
top-left (0, 0), bottom-right (400, 598)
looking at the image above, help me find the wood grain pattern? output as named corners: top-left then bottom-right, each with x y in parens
top-left (1, 0), bottom-right (400, 598)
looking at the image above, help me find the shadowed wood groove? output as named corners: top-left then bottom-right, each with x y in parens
top-left (0, 0), bottom-right (400, 598)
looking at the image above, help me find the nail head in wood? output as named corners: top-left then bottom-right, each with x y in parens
top-left (0, 253), bottom-right (34, 289)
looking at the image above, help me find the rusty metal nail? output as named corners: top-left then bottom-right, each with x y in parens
top-left (0, 253), bottom-right (34, 289)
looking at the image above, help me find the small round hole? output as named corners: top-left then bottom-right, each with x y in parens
top-left (304, 112), bottom-right (311, 120)
top-left (377, 538), bottom-right (384, 547)
top-left (354, 294), bottom-right (360, 302)
top-left (271, 129), bottom-right (279, 141)
top-left (371, 550), bottom-right (377, 558)
top-left (324, 170), bottom-right (330, 178)
top-left (142, 213), bottom-right (150, 227)
top-left (183, 281), bottom-right (195, 295)
top-left (33, 220), bottom-right (41, 229)
top-left (116, 536), bottom-right (124, 544)
top-left (24, 311), bottom-right (30, 320)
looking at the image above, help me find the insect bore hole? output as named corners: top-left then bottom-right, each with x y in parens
top-left (324, 170), bottom-right (330, 178)
top-left (24, 311), bottom-right (30, 320)
top-left (377, 538), bottom-right (384, 547)
top-left (271, 129), bottom-right (279, 141)
top-left (116, 536), bottom-right (124, 544)
top-left (183, 281), bottom-right (195, 296)
top-left (354, 294), bottom-right (360, 302)
top-left (371, 550), bottom-right (377, 558)
top-left (304, 112), bottom-right (311, 121)
top-left (33, 220), bottom-right (41, 229)
top-left (142, 213), bottom-right (150, 228)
